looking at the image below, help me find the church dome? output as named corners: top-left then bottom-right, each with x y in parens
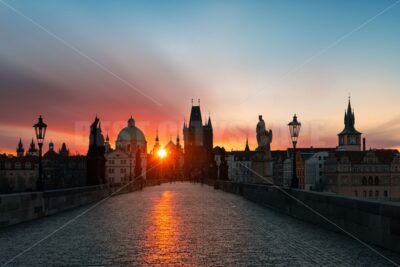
top-left (117, 117), bottom-right (146, 142)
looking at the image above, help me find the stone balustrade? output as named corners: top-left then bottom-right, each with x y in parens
top-left (210, 179), bottom-right (400, 253)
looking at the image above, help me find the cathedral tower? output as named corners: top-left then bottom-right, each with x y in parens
top-left (183, 100), bottom-right (214, 178)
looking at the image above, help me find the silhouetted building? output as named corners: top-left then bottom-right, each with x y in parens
top-left (86, 116), bottom-right (106, 185)
top-left (44, 142), bottom-right (86, 189)
top-left (338, 98), bottom-right (362, 151)
top-left (16, 138), bottom-right (24, 157)
top-left (0, 153), bottom-right (38, 193)
top-left (105, 132), bottom-right (112, 153)
top-left (105, 117), bottom-right (147, 185)
top-left (183, 101), bottom-right (214, 179)
top-left (164, 135), bottom-right (184, 180)
top-left (1, 140), bottom-right (86, 193)
top-left (147, 132), bottom-right (161, 181)
top-left (27, 139), bottom-right (38, 157)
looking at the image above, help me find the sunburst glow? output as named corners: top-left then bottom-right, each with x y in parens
top-left (157, 148), bottom-right (167, 159)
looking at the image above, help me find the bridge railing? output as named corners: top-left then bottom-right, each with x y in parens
top-left (0, 177), bottom-right (179, 228)
top-left (209, 179), bottom-right (400, 253)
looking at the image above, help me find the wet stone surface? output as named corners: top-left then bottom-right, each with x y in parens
top-left (1, 182), bottom-right (400, 266)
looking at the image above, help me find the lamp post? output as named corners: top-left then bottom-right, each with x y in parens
top-left (288, 114), bottom-right (301, 188)
top-left (33, 115), bottom-right (47, 191)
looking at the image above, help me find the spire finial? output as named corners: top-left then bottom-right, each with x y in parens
top-left (198, 98), bottom-right (200, 106)
top-left (245, 134), bottom-right (250, 152)
top-left (191, 99), bottom-right (193, 106)
top-left (155, 129), bottom-right (159, 143)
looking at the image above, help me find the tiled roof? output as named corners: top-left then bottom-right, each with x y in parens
top-left (331, 149), bottom-right (398, 164)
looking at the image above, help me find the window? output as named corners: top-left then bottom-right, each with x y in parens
top-left (362, 176), bottom-right (367, 185)
top-left (354, 190), bottom-right (358, 197)
top-left (369, 190), bottom-right (372, 197)
top-left (375, 190), bottom-right (379, 198)
top-left (384, 190), bottom-right (388, 197)
top-left (368, 176), bottom-right (373, 185)
top-left (374, 176), bottom-right (379, 186)
top-left (363, 191), bottom-right (366, 197)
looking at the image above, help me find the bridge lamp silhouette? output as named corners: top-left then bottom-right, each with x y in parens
top-left (288, 114), bottom-right (301, 188)
top-left (33, 115), bottom-right (47, 191)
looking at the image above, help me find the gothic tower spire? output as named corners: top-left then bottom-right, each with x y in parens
top-left (338, 97), bottom-right (362, 151)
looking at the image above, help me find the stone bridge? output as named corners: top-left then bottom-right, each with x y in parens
top-left (1, 182), bottom-right (399, 266)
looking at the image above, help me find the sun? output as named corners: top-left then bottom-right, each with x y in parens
top-left (157, 148), bottom-right (167, 159)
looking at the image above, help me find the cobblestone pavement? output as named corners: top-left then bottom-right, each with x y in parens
top-left (1, 182), bottom-right (400, 266)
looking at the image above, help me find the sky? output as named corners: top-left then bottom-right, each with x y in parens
top-left (0, 0), bottom-right (400, 154)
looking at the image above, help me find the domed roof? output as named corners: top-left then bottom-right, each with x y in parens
top-left (117, 117), bottom-right (146, 142)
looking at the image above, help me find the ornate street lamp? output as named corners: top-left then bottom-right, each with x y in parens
top-left (33, 115), bottom-right (47, 191)
top-left (288, 114), bottom-right (301, 188)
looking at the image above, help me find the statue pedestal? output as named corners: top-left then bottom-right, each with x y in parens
top-left (251, 150), bottom-right (272, 184)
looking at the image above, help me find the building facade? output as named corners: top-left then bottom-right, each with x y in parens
top-left (225, 140), bottom-right (254, 183)
top-left (0, 154), bottom-right (38, 193)
top-left (105, 117), bottom-right (147, 186)
top-left (0, 140), bottom-right (86, 193)
top-left (304, 151), bottom-right (329, 191)
top-left (324, 150), bottom-right (400, 201)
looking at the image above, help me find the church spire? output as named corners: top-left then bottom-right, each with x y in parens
top-left (17, 138), bottom-right (24, 157)
top-left (245, 136), bottom-right (250, 152)
top-left (344, 97), bottom-right (355, 129)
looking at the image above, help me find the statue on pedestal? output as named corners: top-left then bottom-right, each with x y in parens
top-left (256, 115), bottom-right (273, 151)
top-left (251, 115), bottom-right (273, 184)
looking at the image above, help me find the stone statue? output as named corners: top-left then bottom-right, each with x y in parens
top-left (89, 117), bottom-right (100, 147)
top-left (256, 115), bottom-right (273, 151)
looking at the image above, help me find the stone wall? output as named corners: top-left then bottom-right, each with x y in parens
top-left (211, 180), bottom-right (400, 253)
top-left (0, 179), bottom-right (166, 228)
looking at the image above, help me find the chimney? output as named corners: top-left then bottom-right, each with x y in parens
top-left (363, 138), bottom-right (366, 151)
